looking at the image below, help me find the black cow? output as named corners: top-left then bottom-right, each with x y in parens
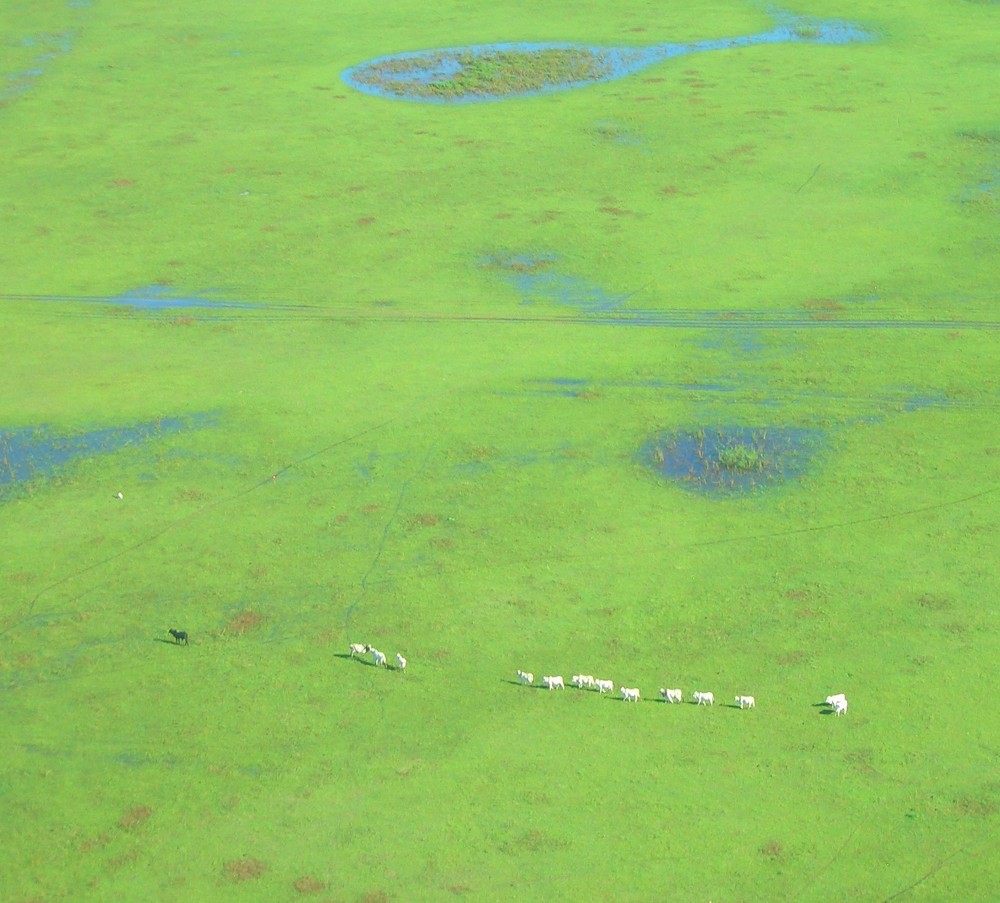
top-left (168, 628), bottom-right (189, 645)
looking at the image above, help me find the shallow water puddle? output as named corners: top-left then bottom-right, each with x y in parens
top-left (0, 416), bottom-right (210, 492)
top-left (480, 253), bottom-right (631, 313)
top-left (111, 286), bottom-right (257, 311)
top-left (640, 425), bottom-right (824, 493)
top-left (2, 32), bottom-right (75, 103)
top-left (342, 8), bottom-right (874, 103)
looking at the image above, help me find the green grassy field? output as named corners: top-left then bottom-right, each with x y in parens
top-left (2, 1), bottom-right (999, 901)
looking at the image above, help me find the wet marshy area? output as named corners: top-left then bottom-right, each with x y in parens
top-left (641, 426), bottom-right (823, 493)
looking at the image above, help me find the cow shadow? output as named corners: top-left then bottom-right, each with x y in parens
top-left (721, 703), bottom-right (744, 710)
top-left (502, 679), bottom-right (545, 689)
top-left (336, 653), bottom-right (380, 667)
top-left (154, 637), bottom-right (185, 646)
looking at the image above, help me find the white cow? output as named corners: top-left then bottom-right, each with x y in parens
top-left (736, 695), bottom-right (755, 710)
top-left (516, 670), bottom-right (534, 686)
top-left (595, 679), bottom-right (614, 695)
top-left (543, 675), bottom-right (565, 690)
top-left (694, 691), bottom-right (715, 706)
top-left (349, 643), bottom-right (371, 658)
top-left (834, 697), bottom-right (848, 716)
top-left (659, 688), bottom-right (683, 704)
top-left (621, 686), bottom-right (640, 703)
top-left (370, 648), bottom-right (387, 668)
top-left (571, 674), bottom-right (596, 690)
top-left (395, 653), bottom-right (407, 671)
top-left (825, 693), bottom-right (847, 707)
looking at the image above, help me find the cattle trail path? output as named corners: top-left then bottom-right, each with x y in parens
top-left (345, 442), bottom-right (438, 635)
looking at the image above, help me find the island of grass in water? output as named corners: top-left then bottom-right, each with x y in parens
top-left (342, 11), bottom-right (873, 103)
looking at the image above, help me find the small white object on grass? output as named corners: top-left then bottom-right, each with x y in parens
top-left (115, 492), bottom-right (124, 500)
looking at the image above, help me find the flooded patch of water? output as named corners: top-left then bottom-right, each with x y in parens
top-left (640, 425), bottom-right (823, 493)
top-left (480, 253), bottom-right (631, 313)
top-left (342, 12), bottom-right (874, 104)
top-left (2, 32), bottom-right (74, 103)
top-left (111, 286), bottom-right (257, 311)
top-left (0, 415), bottom-right (213, 494)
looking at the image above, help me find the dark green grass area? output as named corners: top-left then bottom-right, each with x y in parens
top-left (2, 0), bottom-right (1000, 900)
top-left (350, 46), bottom-right (615, 101)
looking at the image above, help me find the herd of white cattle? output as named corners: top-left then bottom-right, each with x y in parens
top-left (516, 670), bottom-right (850, 715)
top-left (349, 646), bottom-right (849, 716)
top-left (350, 642), bottom-right (406, 672)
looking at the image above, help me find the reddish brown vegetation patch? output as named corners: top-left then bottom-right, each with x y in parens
top-left (775, 650), bottom-right (810, 666)
top-left (411, 513), bottom-right (440, 527)
top-left (359, 892), bottom-right (390, 903)
top-left (499, 829), bottom-right (564, 854)
top-left (760, 840), bottom-right (784, 858)
top-left (802, 298), bottom-right (847, 311)
top-left (226, 610), bottom-right (265, 635)
top-left (118, 806), bottom-right (152, 831)
top-left (357, 216), bottom-right (376, 226)
top-left (916, 593), bottom-right (951, 610)
top-left (954, 793), bottom-right (998, 819)
top-left (112, 178), bottom-right (135, 187)
top-left (293, 875), bottom-right (327, 894)
top-left (79, 831), bottom-right (112, 853)
top-left (224, 857), bottom-right (269, 882)
top-left (844, 748), bottom-right (878, 776)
